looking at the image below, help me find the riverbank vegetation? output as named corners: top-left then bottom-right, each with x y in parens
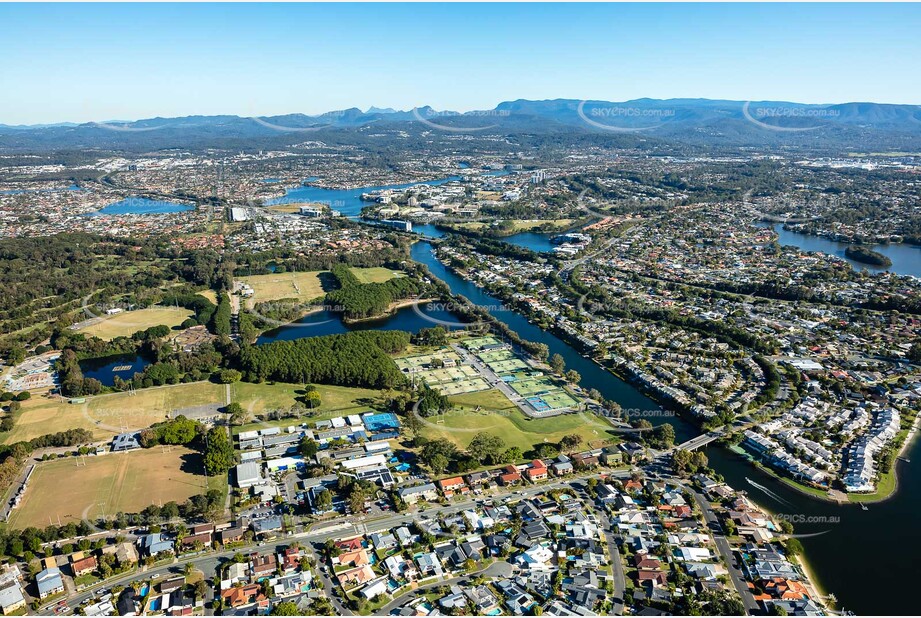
top-left (325, 264), bottom-right (423, 321)
top-left (844, 245), bottom-right (893, 267)
top-left (238, 330), bottom-right (410, 388)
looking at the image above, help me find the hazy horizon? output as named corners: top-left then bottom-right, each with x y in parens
top-left (2, 3), bottom-right (920, 125)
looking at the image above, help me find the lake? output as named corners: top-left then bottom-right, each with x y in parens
top-left (79, 352), bottom-right (154, 386)
top-left (413, 225), bottom-right (558, 253)
top-left (89, 197), bottom-right (195, 216)
top-left (265, 176), bottom-right (463, 218)
top-left (760, 222), bottom-right (921, 278)
top-left (255, 303), bottom-right (464, 345)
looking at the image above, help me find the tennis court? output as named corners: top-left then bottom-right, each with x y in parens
top-left (393, 349), bottom-right (459, 371)
top-left (527, 396), bottom-right (551, 412)
top-left (421, 365), bottom-right (478, 386)
top-left (478, 348), bottom-right (515, 363)
top-left (464, 336), bottom-right (503, 351)
top-left (509, 377), bottom-right (556, 398)
top-left (437, 378), bottom-right (490, 395)
top-left (543, 392), bottom-right (579, 409)
top-left (487, 358), bottom-right (528, 373)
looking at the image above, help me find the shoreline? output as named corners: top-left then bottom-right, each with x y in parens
top-left (340, 297), bottom-right (438, 325)
top-left (441, 254), bottom-right (921, 508)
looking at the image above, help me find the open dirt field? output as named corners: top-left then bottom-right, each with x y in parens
top-left (7, 446), bottom-right (208, 527)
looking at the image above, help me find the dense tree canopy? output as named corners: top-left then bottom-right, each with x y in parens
top-left (238, 330), bottom-right (410, 388)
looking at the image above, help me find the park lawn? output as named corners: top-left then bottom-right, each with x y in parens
top-left (502, 219), bottom-right (574, 232)
top-left (349, 267), bottom-right (401, 284)
top-left (239, 267), bottom-right (398, 307)
top-left (87, 381), bottom-right (226, 428)
top-left (421, 388), bottom-right (615, 453)
top-left (77, 307), bottom-right (194, 341)
top-left (848, 468), bottom-right (898, 503)
top-left (1, 382), bottom-right (226, 445)
top-left (238, 271), bottom-right (326, 305)
top-left (7, 446), bottom-right (209, 528)
top-left (230, 382), bottom-right (385, 430)
top-left (0, 395), bottom-right (113, 444)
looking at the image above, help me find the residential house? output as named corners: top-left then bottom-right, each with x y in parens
top-left (35, 567), bottom-right (64, 599)
top-left (398, 483), bottom-right (439, 505)
top-left (526, 460), bottom-right (549, 482)
top-left (437, 477), bottom-right (468, 497)
top-left (138, 533), bottom-right (173, 557)
top-left (70, 554), bottom-right (98, 578)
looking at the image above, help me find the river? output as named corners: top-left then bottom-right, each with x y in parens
top-left (265, 173), bottom-right (918, 613)
top-left (410, 238), bottom-right (918, 616)
top-left (760, 222), bottom-right (921, 278)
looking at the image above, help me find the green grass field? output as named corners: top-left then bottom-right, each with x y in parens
top-left (349, 267), bottom-right (402, 284)
top-left (421, 388), bottom-right (616, 452)
top-left (239, 267), bottom-right (399, 308)
top-left (7, 446), bottom-right (210, 528)
top-left (1, 382), bottom-right (227, 445)
top-left (230, 382), bottom-right (385, 431)
top-left (239, 271), bottom-right (326, 305)
top-left (77, 307), bottom-right (194, 341)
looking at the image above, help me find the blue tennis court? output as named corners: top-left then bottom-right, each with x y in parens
top-left (363, 412), bottom-right (401, 431)
top-left (527, 396), bottom-right (550, 411)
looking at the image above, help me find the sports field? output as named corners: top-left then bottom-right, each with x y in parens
top-left (7, 446), bottom-right (208, 528)
top-left (239, 267), bottom-right (399, 308)
top-left (1, 382), bottom-right (226, 445)
top-left (77, 307), bottom-right (194, 341)
top-left (421, 388), bottom-right (616, 453)
top-left (349, 267), bottom-right (401, 284)
top-left (238, 271), bottom-right (326, 305)
top-left (394, 348), bottom-right (489, 395)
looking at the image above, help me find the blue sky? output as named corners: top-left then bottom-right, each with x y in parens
top-left (1, 3), bottom-right (919, 124)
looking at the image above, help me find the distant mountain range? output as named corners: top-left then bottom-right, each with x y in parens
top-left (2, 98), bottom-right (920, 154)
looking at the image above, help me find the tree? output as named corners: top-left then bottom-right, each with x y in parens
top-left (565, 370), bottom-right (581, 385)
top-left (531, 343), bottom-right (550, 362)
top-left (218, 369), bottom-right (242, 384)
top-left (467, 432), bottom-right (505, 465)
top-left (651, 423), bottom-right (675, 449)
top-left (428, 453), bottom-right (450, 476)
top-left (549, 353), bottom-right (566, 375)
top-left (203, 428), bottom-right (235, 476)
top-left (559, 434), bottom-right (583, 453)
top-left (299, 437), bottom-right (319, 459)
top-left (225, 402), bottom-right (246, 426)
top-left (909, 342), bottom-right (921, 364)
top-left (503, 446), bottom-right (523, 463)
top-left (304, 389), bottom-right (322, 409)
top-left (672, 449), bottom-right (708, 476)
top-left (420, 438), bottom-right (457, 472)
top-left (348, 487), bottom-right (367, 514)
top-left (271, 601), bottom-right (301, 616)
top-left (314, 489), bottom-right (333, 513)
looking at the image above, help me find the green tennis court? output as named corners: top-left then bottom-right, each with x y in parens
top-left (488, 359), bottom-right (528, 373)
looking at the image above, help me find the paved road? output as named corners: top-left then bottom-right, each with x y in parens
top-left (582, 498), bottom-right (625, 615)
top-left (688, 488), bottom-right (759, 614)
top-left (52, 468), bottom-right (636, 614)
